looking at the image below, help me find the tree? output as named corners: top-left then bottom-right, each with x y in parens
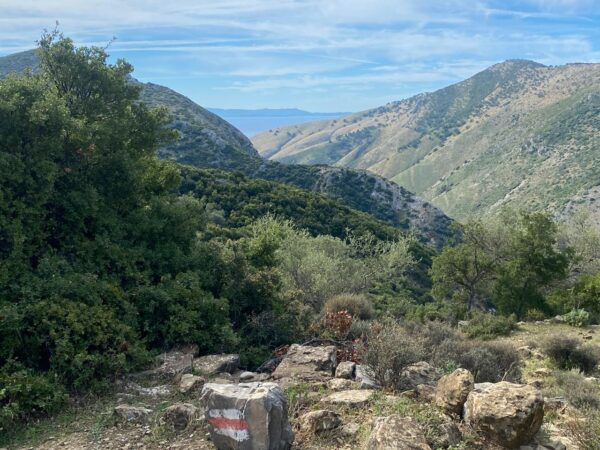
top-left (430, 221), bottom-right (497, 313)
top-left (493, 212), bottom-right (571, 318)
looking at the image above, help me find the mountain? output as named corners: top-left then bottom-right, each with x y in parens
top-left (0, 50), bottom-right (454, 247)
top-left (208, 108), bottom-right (349, 137)
top-left (253, 60), bottom-right (600, 220)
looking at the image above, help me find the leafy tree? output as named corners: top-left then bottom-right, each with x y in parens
top-left (493, 212), bottom-right (571, 318)
top-left (430, 221), bottom-right (497, 312)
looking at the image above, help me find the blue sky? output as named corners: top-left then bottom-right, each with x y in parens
top-left (1, 0), bottom-right (599, 111)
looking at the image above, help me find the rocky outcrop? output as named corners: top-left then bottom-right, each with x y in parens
top-left (299, 410), bottom-right (342, 433)
top-left (355, 364), bottom-right (380, 389)
top-left (272, 345), bottom-right (336, 381)
top-left (434, 368), bottom-right (474, 414)
top-left (194, 354), bottom-right (239, 376)
top-left (201, 382), bottom-right (294, 450)
top-left (367, 415), bottom-right (431, 450)
top-left (464, 381), bottom-right (544, 448)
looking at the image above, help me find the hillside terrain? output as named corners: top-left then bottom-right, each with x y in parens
top-left (0, 50), bottom-right (454, 247)
top-left (253, 60), bottom-right (600, 220)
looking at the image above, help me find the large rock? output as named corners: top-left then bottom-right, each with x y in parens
top-left (201, 382), bottom-right (293, 450)
top-left (272, 345), bottom-right (336, 381)
top-left (299, 410), bottom-right (341, 433)
top-left (367, 415), bottom-right (431, 450)
top-left (321, 389), bottom-right (374, 408)
top-left (464, 382), bottom-right (544, 449)
top-left (194, 354), bottom-right (240, 376)
top-left (434, 368), bottom-right (474, 414)
top-left (400, 362), bottom-right (438, 389)
top-left (163, 402), bottom-right (198, 430)
top-left (137, 345), bottom-right (198, 380)
top-left (335, 361), bottom-right (356, 379)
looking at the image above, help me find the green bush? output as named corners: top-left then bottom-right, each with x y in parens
top-left (323, 293), bottom-right (374, 320)
top-left (563, 309), bottom-right (591, 328)
top-left (463, 313), bottom-right (517, 340)
top-left (543, 336), bottom-right (600, 374)
top-left (0, 364), bottom-right (67, 431)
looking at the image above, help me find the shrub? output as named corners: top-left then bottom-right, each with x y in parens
top-left (553, 370), bottom-right (600, 409)
top-left (543, 336), bottom-right (600, 374)
top-left (565, 407), bottom-right (600, 450)
top-left (463, 313), bottom-right (517, 340)
top-left (525, 308), bottom-right (547, 321)
top-left (361, 322), bottom-right (427, 390)
top-left (433, 339), bottom-right (521, 382)
top-left (563, 309), bottom-right (591, 328)
top-left (0, 364), bottom-right (67, 431)
top-left (323, 293), bottom-right (374, 320)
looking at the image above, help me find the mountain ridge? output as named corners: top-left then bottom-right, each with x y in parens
top-left (253, 59), bottom-right (600, 220)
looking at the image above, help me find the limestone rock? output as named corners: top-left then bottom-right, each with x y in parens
top-left (434, 368), bottom-right (474, 414)
top-left (335, 361), bottom-right (356, 379)
top-left (401, 361), bottom-right (438, 389)
top-left (464, 382), bottom-right (544, 448)
top-left (300, 410), bottom-right (341, 433)
top-left (163, 403), bottom-right (198, 430)
top-left (416, 384), bottom-right (435, 401)
top-left (239, 371), bottom-right (256, 381)
top-left (355, 364), bottom-right (380, 389)
top-left (194, 354), bottom-right (239, 376)
top-left (272, 344), bottom-right (336, 381)
top-left (367, 415), bottom-right (431, 450)
top-left (114, 405), bottom-right (153, 423)
top-left (140, 345), bottom-right (198, 380)
top-left (201, 382), bottom-right (293, 450)
top-left (341, 422), bottom-right (361, 436)
top-left (178, 373), bottom-right (205, 394)
top-left (321, 389), bottom-right (374, 408)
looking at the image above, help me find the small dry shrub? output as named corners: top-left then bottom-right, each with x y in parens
top-left (323, 293), bottom-right (374, 320)
top-left (565, 407), bottom-right (600, 450)
top-left (361, 321), bottom-right (427, 390)
top-left (543, 335), bottom-right (600, 374)
top-left (553, 370), bottom-right (600, 409)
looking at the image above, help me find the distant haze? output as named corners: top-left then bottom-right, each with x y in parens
top-left (209, 108), bottom-right (349, 137)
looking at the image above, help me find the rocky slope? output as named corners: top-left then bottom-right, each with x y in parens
top-left (0, 50), bottom-right (454, 247)
top-left (253, 60), bottom-right (600, 220)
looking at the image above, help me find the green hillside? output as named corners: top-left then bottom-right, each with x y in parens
top-left (254, 60), bottom-right (600, 220)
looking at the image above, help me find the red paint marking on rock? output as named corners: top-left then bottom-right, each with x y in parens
top-left (208, 417), bottom-right (249, 430)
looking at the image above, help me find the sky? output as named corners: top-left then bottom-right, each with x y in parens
top-left (1, 0), bottom-right (599, 111)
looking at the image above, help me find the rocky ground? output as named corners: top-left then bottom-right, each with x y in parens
top-left (3, 322), bottom-right (598, 450)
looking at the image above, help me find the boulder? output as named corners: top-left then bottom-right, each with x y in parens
top-left (367, 415), bottom-right (431, 450)
top-left (341, 422), bottom-right (361, 436)
top-left (335, 361), bottom-right (356, 379)
top-left (139, 345), bottom-right (198, 380)
top-left (163, 403), bottom-right (198, 430)
top-left (464, 381), bottom-right (544, 449)
top-left (355, 364), bottom-right (380, 389)
top-left (178, 373), bottom-right (205, 394)
top-left (434, 368), bottom-right (474, 414)
top-left (272, 345), bottom-right (336, 381)
top-left (239, 371), bottom-right (256, 381)
top-left (321, 389), bottom-right (374, 408)
top-left (299, 410), bottom-right (341, 433)
top-left (400, 362), bottom-right (438, 389)
top-left (114, 405), bottom-right (153, 423)
top-left (416, 384), bottom-right (435, 401)
top-left (194, 354), bottom-right (239, 376)
top-left (201, 382), bottom-right (293, 450)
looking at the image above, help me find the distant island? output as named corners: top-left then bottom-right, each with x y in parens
top-left (208, 108), bottom-right (350, 137)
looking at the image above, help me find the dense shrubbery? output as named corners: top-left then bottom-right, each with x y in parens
top-left (462, 313), bottom-right (518, 340)
top-left (362, 321), bottom-right (521, 389)
top-left (323, 294), bottom-right (375, 320)
top-left (543, 336), bottom-right (600, 374)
